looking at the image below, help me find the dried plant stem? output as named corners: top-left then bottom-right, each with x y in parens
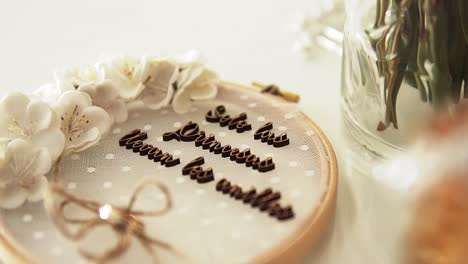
top-left (370, 0), bottom-right (468, 131)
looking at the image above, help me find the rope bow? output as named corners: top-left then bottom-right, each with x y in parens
top-left (44, 178), bottom-right (179, 264)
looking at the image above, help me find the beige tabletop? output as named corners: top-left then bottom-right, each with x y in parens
top-left (0, 1), bottom-right (348, 263)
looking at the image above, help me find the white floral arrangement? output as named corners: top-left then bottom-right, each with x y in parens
top-left (0, 53), bottom-right (219, 209)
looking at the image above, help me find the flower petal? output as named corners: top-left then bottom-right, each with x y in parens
top-left (0, 138), bottom-right (9, 165)
top-left (176, 49), bottom-right (203, 64)
top-left (7, 139), bottom-right (52, 177)
top-left (0, 151), bottom-right (13, 187)
top-left (68, 127), bottom-right (100, 153)
top-left (55, 91), bottom-right (93, 117)
top-left (0, 185), bottom-right (27, 209)
top-left (82, 106), bottom-right (111, 135)
top-left (7, 138), bottom-right (31, 161)
top-left (111, 79), bottom-right (144, 100)
top-left (172, 68), bottom-right (218, 113)
top-left (33, 83), bottom-right (63, 105)
top-left (95, 80), bottom-right (119, 102)
top-left (55, 64), bottom-right (104, 91)
top-left (187, 70), bottom-right (219, 100)
top-left (26, 101), bottom-right (53, 133)
top-left (31, 147), bottom-right (53, 177)
top-left (27, 176), bottom-right (48, 202)
top-left (189, 82), bottom-right (218, 101)
top-left (140, 60), bottom-right (178, 110)
top-left (0, 93), bottom-right (30, 131)
top-left (172, 89), bottom-right (192, 113)
top-left (100, 57), bottom-right (146, 100)
top-left (79, 80), bottom-right (119, 108)
top-left (77, 83), bottom-right (97, 101)
top-left (109, 101), bottom-right (128, 124)
top-left (177, 64), bottom-right (204, 89)
top-left (31, 129), bottom-right (65, 162)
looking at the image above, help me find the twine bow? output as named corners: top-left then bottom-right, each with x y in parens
top-left (44, 179), bottom-right (178, 264)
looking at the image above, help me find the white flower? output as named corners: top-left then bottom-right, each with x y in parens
top-left (172, 64), bottom-right (219, 113)
top-left (55, 91), bottom-right (111, 154)
top-left (55, 64), bottom-right (105, 91)
top-left (175, 49), bottom-right (204, 64)
top-left (0, 93), bottom-right (65, 162)
top-left (0, 139), bottom-right (51, 209)
top-left (34, 83), bottom-right (63, 105)
top-left (0, 138), bottom-right (9, 162)
top-left (78, 80), bottom-right (128, 124)
top-left (137, 59), bottom-right (179, 110)
top-left (99, 56), bottom-right (148, 100)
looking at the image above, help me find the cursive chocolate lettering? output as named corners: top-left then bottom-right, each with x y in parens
top-left (182, 157), bottom-right (205, 175)
top-left (269, 205), bottom-right (294, 220)
top-left (209, 141), bottom-right (223, 154)
top-left (148, 147), bottom-right (162, 160)
top-left (245, 155), bottom-right (260, 168)
top-left (242, 188), bottom-right (257, 204)
top-left (229, 148), bottom-right (240, 161)
top-left (179, 122), bottom-right (200, 142)
top-left (164, 122), bottom-right (275, 173)
top-left (182, 157), bottom-right (214, 184)
top-left (254, 122), bottom-right (290, 148)
top-left (138, 144), bottom-right (153, 156)
top-left (160, 153), bottom-right (177, 167)
top-left (200, 134), bottom-right (216, 149)
top-left (219, 115), bottom-right (231, 127)
top-left (251, 189), bottom-right (282, 210)
top-left (258, 157), bottom-right (275, 173)
top-left (197, 168), bottom-right (214, 183)
top-left (216, 178), bottom-right (231, 193)
top-left (235, 148), bottom-right (251, 164)
top-left (205, 106), bottom-right (252, 133)
top-left (206, 105), bottom-right (226, 123)
top-left (221, 145), bottom-right (232, 157)
top-left (215, 179), bottom-right (294, 221)
top-left (162, 128), bottom-right (181, 142)
top-left (131, 140), bottom-right (145, 152)
top-left (229, 185), bottom-right (243, 199)
top-left (119, 129), bottom-right (148, 148)
top-left (272, 132), bottom-right (289, 148)
top-left (120, 129), bottom-right (180, 168)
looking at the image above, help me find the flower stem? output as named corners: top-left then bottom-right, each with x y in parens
top-left (371, 0), bottom-right (466, 131)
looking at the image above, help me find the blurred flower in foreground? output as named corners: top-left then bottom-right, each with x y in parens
top-left (405, 103), bottom-right (468, 264)
top-left (407, 174), bottom-right (468, 264)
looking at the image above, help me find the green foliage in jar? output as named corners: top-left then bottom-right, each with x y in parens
top-left (367, 0), bottom-right (468, 131)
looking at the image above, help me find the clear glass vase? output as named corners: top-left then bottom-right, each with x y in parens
top-left (341, 0), bottom-right (468, 165)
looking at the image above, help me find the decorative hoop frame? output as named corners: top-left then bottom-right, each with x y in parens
top-left (0, 81), bottom-right (338, 264)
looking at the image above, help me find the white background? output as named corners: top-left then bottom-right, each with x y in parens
top-left (0, 1), bottom-right (344, 263)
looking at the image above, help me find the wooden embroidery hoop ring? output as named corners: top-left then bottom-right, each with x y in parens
top-left (0, 81), bottom-right (338, 264)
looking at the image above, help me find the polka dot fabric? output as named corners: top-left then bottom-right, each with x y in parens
top-left (0, 83), bottom-right (333, 264)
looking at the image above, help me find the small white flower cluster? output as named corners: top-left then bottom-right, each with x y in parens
top-left (0, 53), bottom-right (219, 209)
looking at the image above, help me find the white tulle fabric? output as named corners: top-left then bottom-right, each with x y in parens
top-left (0, 84), bottom-right (331, 264)
top-left (0, 53), bottom-right (218, 209)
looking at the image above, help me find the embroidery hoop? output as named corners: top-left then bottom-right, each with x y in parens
top-left (0, 81), bottom-right (338, 264)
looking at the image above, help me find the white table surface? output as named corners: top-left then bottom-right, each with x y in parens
top-left (0, 1), bottom-right (353, 263)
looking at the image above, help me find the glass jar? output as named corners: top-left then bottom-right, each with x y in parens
top-left (341, 0), bottom-right (468, 163)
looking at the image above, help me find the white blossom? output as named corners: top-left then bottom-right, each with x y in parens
top-left (79, 80), bottom-right (128, 124)
top-left (98, 56), bottom-right (148, 100)
top-left (54, 91), bottom-right (111, 154)
top-left (34, 83), bottom-right (63, 105)
top-left (0, 53), bottom-right (222, 210)
top-left (137, 59), bottom-right (179, 110)
top-left (0, 92), bottom-right (65, 162)
top-left (0, 139), bottom-right (51, 209)
top-left (55, 64), bottom-right (105, 91)
top-left (172, 64), bottom-right (218, 113)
